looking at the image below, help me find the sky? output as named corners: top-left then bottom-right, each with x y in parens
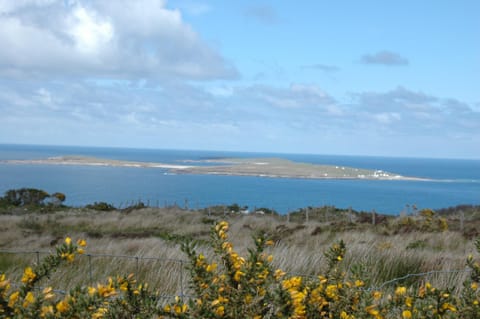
top-left (0, 0), bottom-right (479, 159)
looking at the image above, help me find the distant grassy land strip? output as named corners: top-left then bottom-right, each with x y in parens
top-left (1, 155), bottom-right (427, 180)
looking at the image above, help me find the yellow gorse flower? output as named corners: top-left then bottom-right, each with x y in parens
top-left (21, 266), bottom-right (36, 284)
top-left (405, 296), bottom-right (413, 307)
top-left (77, 239), bottom-right (87, 247)
top-left (61, 252), bottom-right (75, 262)
top-left (274, 269), bottom-right (286, 279)
top-left (395, 286), bottom-right (407, 296)
top-left (56, 299), bottom-right (69, 313)
top-left (173, 303), bottom-right (188, 314)
top-left (206, 263), bottom-right (217, 272)
top-left (215, 305), bottom-right (225, 316)
top-left (8, 291), bottom-right (19, 308)
top-left (23, 291), bottom-right (35, 308)
top-left (40, 305), bottom-right (54, 317)
top-left (0, 273), bottom-right (10, 290)
top-left (97, 278), bottom-right (117, 298)
top-left (233, 270), bottom-right (244, 282)
top-left (441, 302), bottom-right (457, 312)
top-left (402, 309), bottom-right (412, 319)
top-left (365, 304), bottom-right (380, 317)
top-left (92, 307), bottom-right (108, 319)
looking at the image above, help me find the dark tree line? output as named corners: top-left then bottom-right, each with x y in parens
top-left (0, 188), bottom-right (66, 207)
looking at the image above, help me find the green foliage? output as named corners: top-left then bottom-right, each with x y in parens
top-left (121, 201), bottom-right (146, 213)
top-left (406, 239), bottom-right (428, 250)
top-left (86, 202), bottom-right (116, 211)
top-left (0, 189), bottom-right (68, 213)
top-left (395, 209), bottom-right (449, 233)
top-left (2, 188), bottom-right (50, 206)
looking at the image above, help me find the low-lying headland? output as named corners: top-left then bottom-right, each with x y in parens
top-left (2, 155), bottom-right (428, 180)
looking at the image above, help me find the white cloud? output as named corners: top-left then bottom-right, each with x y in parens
top-left (0, 0), bottom-right (237, 80)
top-left (242, 83), bottom-right (336, 109)
top-left (290, 84), bottom-right (324, 96)
top-left (66, 6), bottom-right (114, 54)
top-left (373, 112), bottom-right (401, 124)
top-left (352, 87), bottom-right (480, 135)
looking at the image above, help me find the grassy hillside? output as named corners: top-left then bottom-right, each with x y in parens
top-left (1, 201), bottom-right (480, 318)
top-left (1, 203), bottom-right (479, 294)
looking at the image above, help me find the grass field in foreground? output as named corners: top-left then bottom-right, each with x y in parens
top-left (1, 204), bottom-right (479, 295)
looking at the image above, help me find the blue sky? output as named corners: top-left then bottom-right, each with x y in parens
top-left (0, 0), bottom-right (479, 158)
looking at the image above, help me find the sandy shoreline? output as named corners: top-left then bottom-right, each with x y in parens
top-left (2, 156), bottom-right (193, 170)
top-left (1, 155), bottom-right (429, 181)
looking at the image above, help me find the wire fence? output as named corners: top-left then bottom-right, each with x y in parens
top-left (0, 249), bottom-right (473, 299)
top-left (0, 249), bottom-right (188, 298)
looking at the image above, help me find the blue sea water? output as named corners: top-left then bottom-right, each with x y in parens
top-left (0, 144), bottom-right (479, 215)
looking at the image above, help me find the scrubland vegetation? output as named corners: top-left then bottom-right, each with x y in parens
top-left (1, 188), bottom-right (480, 318)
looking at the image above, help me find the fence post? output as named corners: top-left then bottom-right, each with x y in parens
top-left (460, 210), bottom-right (464, 234)
top-left (135, 256), bottom-right (139, 275)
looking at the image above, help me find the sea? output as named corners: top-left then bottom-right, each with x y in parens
top-left (0, 144), bottom-right (479, 215)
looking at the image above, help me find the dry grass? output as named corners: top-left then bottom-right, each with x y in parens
top-left (1, 206), bottom-right (478, 296)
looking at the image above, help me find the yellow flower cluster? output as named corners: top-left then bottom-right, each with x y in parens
top-left (21, 266), bottom-right (36, 284)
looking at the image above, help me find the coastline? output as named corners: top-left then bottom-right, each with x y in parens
top-left (2, 156), bottom-right (192, 170)
top-left (0, 155), bottom-right (429, 181)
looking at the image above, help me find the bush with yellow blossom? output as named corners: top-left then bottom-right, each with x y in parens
top-left (1, 222), bottom-right (480, 318)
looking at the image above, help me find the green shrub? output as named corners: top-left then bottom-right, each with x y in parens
top-left (86, 202), bottom-right (116, 211)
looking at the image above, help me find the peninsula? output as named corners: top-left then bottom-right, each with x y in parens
top-left (1, 155), bottom-right (426, 181)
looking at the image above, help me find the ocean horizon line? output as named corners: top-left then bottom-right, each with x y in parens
top-left (1, 143), bottom-right (479, 162)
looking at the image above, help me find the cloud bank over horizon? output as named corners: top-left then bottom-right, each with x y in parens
top-left (1, 0), bottom-right (479, 159)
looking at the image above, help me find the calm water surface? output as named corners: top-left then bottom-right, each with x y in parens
top-left (0, 144), bottom-right (478, 214)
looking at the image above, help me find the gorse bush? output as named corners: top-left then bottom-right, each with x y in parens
top-left (85, 202), bottom-right (116, 211)
top-left (1, 222), bottom-right (480, 318)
